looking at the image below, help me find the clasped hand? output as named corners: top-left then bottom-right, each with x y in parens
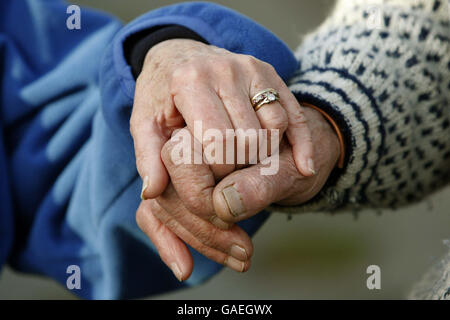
top-left (130, 39), bottom-right (340, 281)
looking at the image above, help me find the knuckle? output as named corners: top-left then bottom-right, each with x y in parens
top-left (178, 181), bottom-right (214, 215)
top-left (170, 63), bottom-right (204, 88)
top-left (262, 61), bottom-right (276, 74)
top-left (244, 54), bottom-right (275, 74)
top-left (164, 216), bottom-right (178, 231)
top-left (149, 200), bottom-right (179, 233)
top-left (244, 173), bottom-right (274, 206)
top-left (184, 192), bottom-right (207, 214)
top-left (151, 201), bottom-right (176, 229)
top-left (213, 57), bottom-right (234, 74)
top-left (186, 202), bottom-right (204, 216)
top-left (195, 225), bottom-right (218, 248)
top-left (240, 54), bottom-right (260, 70)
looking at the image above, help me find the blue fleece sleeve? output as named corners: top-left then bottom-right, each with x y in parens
top-left (1, 1), bottom-right (295, 299)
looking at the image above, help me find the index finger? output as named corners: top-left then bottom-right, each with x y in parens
top-left (173, 81), bottom-right (236, 180)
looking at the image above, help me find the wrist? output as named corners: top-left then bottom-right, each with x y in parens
top-left (125, 26), bottom-right (208, 78)
top-left (143, 39), bottom-right (205, 70)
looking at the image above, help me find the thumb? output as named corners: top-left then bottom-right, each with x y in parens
top-left (132, 119), bottom-right (170, 200)
top-left (279, 89), bottom-right (316, 177)
top-left (212, 145), bottom-right (312, 223)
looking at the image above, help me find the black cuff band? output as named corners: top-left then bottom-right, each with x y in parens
top-left (124, 25), bottom-right (208, 78)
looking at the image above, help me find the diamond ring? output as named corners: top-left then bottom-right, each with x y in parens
top-left (251, 88), bottom-right (280, 112)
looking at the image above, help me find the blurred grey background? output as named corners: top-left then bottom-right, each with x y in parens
top-left (1, 0), bottom-right (449, 300)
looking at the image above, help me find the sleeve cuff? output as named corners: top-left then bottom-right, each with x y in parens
top-left (112, 2), bottom-right (298, 101)
top-left (270, 68), bottom-right (385, 214)
top-left (124, 25), bottom-right (208, 78)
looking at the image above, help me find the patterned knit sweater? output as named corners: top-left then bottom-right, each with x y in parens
top-left (277, 0), bottom-right (450, 299)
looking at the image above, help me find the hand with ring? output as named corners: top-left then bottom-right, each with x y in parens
top-left (135, 107), bottom-right (340, 280)
top-left (130, 39), bottom-right (316, 201)
top-left (130, 39), bottom-right (322, 279)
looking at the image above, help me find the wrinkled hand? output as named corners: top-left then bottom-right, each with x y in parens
top-left (136, 106), bottom-right (340, 280)
top-left (130, 39), bottom-right (315, 200)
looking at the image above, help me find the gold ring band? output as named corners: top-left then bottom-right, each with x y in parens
top-left (251, 88), bottom-right (280, 112)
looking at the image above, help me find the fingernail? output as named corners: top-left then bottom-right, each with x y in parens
top-left (170, 263), bottom-right (183, 281)
top-left (225, 256), bottom-right (245, 272)
top-left (140, 176), bottom-right (149, 200)
top-left (210, 216), bottom-right (231, 230)
top-left (222, 186), bottom-right (246, 217)
top-left (230, 244), bottom-right (248, 261)
top-left (308, 158), bottom-right (316, 175)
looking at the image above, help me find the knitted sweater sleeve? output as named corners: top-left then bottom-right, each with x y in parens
top-left (276, 0), bottom-right (450, 213)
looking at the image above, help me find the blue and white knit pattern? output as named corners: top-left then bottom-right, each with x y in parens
top-left (278, 0), bottom-right (449, 300)
top-left (277, 0), bottom-right (450, 213)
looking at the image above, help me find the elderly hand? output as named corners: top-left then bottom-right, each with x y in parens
top-left (136, 106), bottom-right (340, 280)
top-left (130, 39), bottom-right (316, 201)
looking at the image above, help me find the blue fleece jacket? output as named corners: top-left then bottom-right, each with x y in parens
top-left (0, 0), bottom-right (298, 299)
